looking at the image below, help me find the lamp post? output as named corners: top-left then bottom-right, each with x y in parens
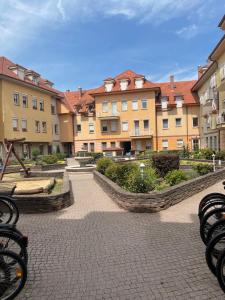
top-left (140, 163), bottom-right (145, 179)
top-left (212, 153), bottom-right (216, 172)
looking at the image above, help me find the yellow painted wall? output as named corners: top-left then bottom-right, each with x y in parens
top-left (59, 114), bottom-right (73, 142)
top-left (1, 79), bottom-right (53, 142)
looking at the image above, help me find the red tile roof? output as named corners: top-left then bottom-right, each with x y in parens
top-left (0, 56), bottom-right (61, 95)
top-left (157, 80), bottom-right (198, 106)
top-left (91, 70), bottom-right (159, 95)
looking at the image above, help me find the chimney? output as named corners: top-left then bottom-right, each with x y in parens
top-left (78, 86), bottom-right (82, 97)
top-left (197, 66), bottom-right (203, 79)
top-left (66, 89), bottom-right (70, 92)
top-left (169, 75), bottom-right (175, 90)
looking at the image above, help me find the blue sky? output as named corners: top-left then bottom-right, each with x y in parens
top-left (0, 0), bottom-right (224, 91)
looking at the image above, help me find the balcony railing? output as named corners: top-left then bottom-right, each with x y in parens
top-left (130, 129), bottom-right (152, 137)
top-left (217, 114), bottom-right (225, 125)
top-left (97, 112), bottom-right (120, 119)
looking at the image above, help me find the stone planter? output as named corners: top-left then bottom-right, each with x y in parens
top-left (94, 168), bottom-right (225, 213)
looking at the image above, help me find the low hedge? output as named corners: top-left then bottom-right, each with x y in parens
top-left (152, 153), bottom-right (179, 177)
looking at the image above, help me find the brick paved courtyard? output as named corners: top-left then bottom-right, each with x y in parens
top-left (17, 173), bottom-right (225, 299)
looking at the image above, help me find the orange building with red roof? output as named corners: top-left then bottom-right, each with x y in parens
top-left (65, 70), bottom-right (200, 154)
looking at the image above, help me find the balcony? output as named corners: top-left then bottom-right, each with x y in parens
top-left (130, 129), bottom-right (153, 139)
top-left (217, 114), bottom-right (225, 128)
top-left (97, 112), bottom-right (120, 120)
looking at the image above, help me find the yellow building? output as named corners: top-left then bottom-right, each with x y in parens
top-left (192, 15), bottom-right (225, 150)
top-left (0, 57), bottom-right (73, 158)
top-left (65, 70), bottom-right (200, 155)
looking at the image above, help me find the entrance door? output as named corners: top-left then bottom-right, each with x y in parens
top-left (136, 140), bottom-right (142, 151)
top-left (121, 141), bottom-right (131, 155)
top-left (134, 121), bottom-right (140, 136)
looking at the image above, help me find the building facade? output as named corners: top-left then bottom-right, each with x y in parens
top-left (192, 15), bottom-right (225, 151)
top-left (0, 57), bottom-right (73, 158)
top-left (65, 70), bottom-right (200, 155)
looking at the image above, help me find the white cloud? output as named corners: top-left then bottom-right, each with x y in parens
top-left (176, 24), bottom-right (199, 39)
top-left (147, 66), bottom-right (197, 82)
top-left (0, 0), bottom-right (222, 54)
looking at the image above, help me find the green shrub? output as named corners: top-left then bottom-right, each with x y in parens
top-left (32, 148), bottom-right (40, 160)
top-left (142, 167), bottom-right (158, 190)
top-left (216, 150), bottom-right (225, 161)
top-left (125, 169), bottom-right (152, 193)
top-left (41, 155), bottom-right (58, 165)
top-left (55, 152), bottom-right (66, 160)
top-left (165, 170), bottom-right (187, 186)
top-left (105, 164), bottom-right (119, 182)
top-left (184, 169), bottom-right (199, 180)
top-left (155, 181), bottom-right (170, 191)
top-left (200, 148), bottom-right (214, 160)
top-left (89, 152), bottom-right (103, 162)
top-left (193, 163), bottom-right (213, 176)
top-left (96, 157), bottom-right (113, 174)
top-left (180, 146), bottom-right (190, 158)
top-left (152, 154), bottom-right (180, 177)
top-left (115, 163), bottom-right (138, 187)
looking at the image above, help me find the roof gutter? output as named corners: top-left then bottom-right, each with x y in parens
top-left (191, 61), bottom-right (217, 92)
top-left (90, 87), bottom-right (161, 97)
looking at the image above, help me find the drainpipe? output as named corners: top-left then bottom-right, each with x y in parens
top-left (186, 106), bottom-right (189, 149)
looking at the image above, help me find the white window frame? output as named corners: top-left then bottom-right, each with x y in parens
top-left (35, 121), bottom-right (40, 133)
top-left (102, 101), bottom-right (108, 113)
top-left (101, 142), bottom-right (107, 150)
top-left (13, 93), bottom-right (20, 106)
top-left (21, 119), bottom-right (27, 131)
top-left (176, 139), bottom-right (184, 148)
top-left (22, 95), bottom-right (28, 108)
top-left (121, 100), bottom-right (127, 111)
top-left (141, 99), bottom-right (148, 109)
top-left (111, 120), bottom-right (117, 132)
top-left (132, 100), bottom-right (138, 111)
top-left (89, 123), bottom-right (94, 134)
top-left (162, 119), bottom-right (168, 129)
top-left (42, 121), bottom-right (47, 133)
top-left (161, 96), bottom-right (168, 109)
top-left (175, 118), bottom-right (182, 127)
top-left (122, 121), bottom-right (128, 131)
top-left (40, 99), bottom-right (44, 111)
top-left (143, 119), bottom-right (149, 130)
top-left (12, 118), bottom-right (19, 130)
top-left (175, 96), bottom-right (183, 108)
top-left (101, 121), bottom-right (108, 132)
top-left (192, 117), bottom-right (199, 128)
top-left (162, 139), bottom-right (168, 149)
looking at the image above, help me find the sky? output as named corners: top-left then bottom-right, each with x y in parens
top-left (0, 0), bottom-right (225, 91)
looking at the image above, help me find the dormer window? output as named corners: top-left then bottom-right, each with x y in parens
top-left (175, 96), bottom-right (183, 108)
top-left (9, 65), bottom-right (26, 80)
top-left (25, 70), bottom-right (40, 85)
top-left (104, 79), bottom-right (114, 92)
top-left (135, 78), bottom-right (144, 89)
top-left (44, 80), bottom-right (54, 88)
top-left (119, 79), bottom-right (129, 91)
top-left (161, 96), bottom-right (168, 109)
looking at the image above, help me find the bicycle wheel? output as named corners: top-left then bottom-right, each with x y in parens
top-left (0, 200), bottom-right (13, 225)
top-left (0, 250), bottom-right (27, 300)
top-left (207, 219), bottom-right (225, 245)
top-left (205, 231), bottom-right (225, 276)
top-left (199, 193), bottom-right (225, 215)
top-left (200, 208), bottom-right (225, 244)
top-left (0, 231), bottom-right (28, 265)
top-left (216, 248), bottom-right (225, 293)
top-left (199, 200), bottom-right (225, 223)
top-left (0, 196), bottom-right (19, 225)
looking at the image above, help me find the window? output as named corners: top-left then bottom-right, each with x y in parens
top-left (161, 96), bottom-right (168, 109)
top-left (33, 98), bottom-right (37, 109)
top-left (175, 118), bottom-right (182, 127)
top-left (35, 121), bottom-right (40, 133)
top-left (90, 143), bottom-right (95, 152)
top-left (175, 96), bottom-right (183, 108)
top-left (89, 123), bottom-right (94, 133)
top-left (51, 105), bottom-right (56, 114)
top-left (132, 100), bottom-right (138, 110)
top-left (162, 119), bottom-right (168, 129)
top-left (145, 140), bottom-right (151, 150)
top-left (121, 100), bottom-right (127, 111)
top-left (176, 139), bottom-right (183, 148)
top-left (111, 120), bottom-right (117, 132)
top-left (112, 101), bottom-right (117, 115)
top-left (122, 121), bottom-right (128, 131)
top-left (77, 124), bottom-right (81, 132)
top-left (12, 118), bottom-right (19, 131)
top-left (162, 139), bottom-right (168, 150)
top-left (192, 139), bottom-right (199, 151)
top-left (192, 117), bottom-right (199, 127)
top-left (21, 119), bottom-right (27, 131)
top-left (22, 95), bottom-right (28, 108)
top-left (143, 120), bottom-right (149, 129)
top-left (39, 145), bottom-right (44, 155)
top-left (101, 142), bottom-right (107, 150)
top-left (206, 137), bottom-right (209, 148)
top-left (82, 143), bottom-right (88, 151)
top-left (13, 93), bottom-right (20, 106)
top-left (40, 99), bottom-right (44, 111)
top-left (102, 101), bottom-right (108, 113)
top-left (102, 121), bottom-right (108, 132)
top-left (42, 121), bottom-right (47, 133)
top-left (54, 124), bottom-right (59, 135)
top-left (214, 136), bottom-right (217, 150)
top-left (111, 142), bottom-right (116, 148)
top-left (141, 99), bottom-right (148, 109)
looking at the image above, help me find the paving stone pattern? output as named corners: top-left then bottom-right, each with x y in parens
top-left (17, 173), bottom-right (225, 299)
